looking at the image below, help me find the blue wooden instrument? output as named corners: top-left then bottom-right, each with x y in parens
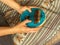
top-left (20, 8), bottom-right (46, 28)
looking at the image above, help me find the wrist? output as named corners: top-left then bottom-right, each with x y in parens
top-left (9, 27), bottom-right (17, 34)
top-left (11, 27), bottom-right (22, 34)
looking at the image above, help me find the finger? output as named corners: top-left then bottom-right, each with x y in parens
top-left (20, 27), bottom-right (36, 33)
top-left (22, 26), bottom-right (42, 33)
top-left (27, 28), bottom-right (40, 31)
top-left (24, 6), bottom-right (32, 12)
top-left (28, 6), bottom-right (38, 8)
top-left (25, 28), bottom-right (39, 33)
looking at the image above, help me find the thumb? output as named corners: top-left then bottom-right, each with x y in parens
top-left (28, 6), bottom-right (38, 8)
top-left (27, 8), bottom-right (32, 12)
top-left (20, 19), bottom-right (31, 25)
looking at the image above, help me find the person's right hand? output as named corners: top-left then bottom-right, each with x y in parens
top-left (0, 0), bottom-right (39, 14)
top-left (0, 0), bottom-right (31, 14)
top-left (19, 6), bottom-right (32, 14)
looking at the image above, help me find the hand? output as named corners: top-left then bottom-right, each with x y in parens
top-left (0, 0), bottom-right (38, 14)
top-left (20, 6), bottom-right (39, 14)
top-left (0, 0), bottom-right (31, 14)
top-left (19, 6), bottom-right (32, 14)
top-left (12, 20), bottom-right (42, 33)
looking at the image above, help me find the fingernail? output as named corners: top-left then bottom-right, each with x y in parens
top-left (29, 10), bottom-right (32, 12)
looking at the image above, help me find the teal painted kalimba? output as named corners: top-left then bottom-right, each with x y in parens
top-left (20, 8), bottom-right (46, 28)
